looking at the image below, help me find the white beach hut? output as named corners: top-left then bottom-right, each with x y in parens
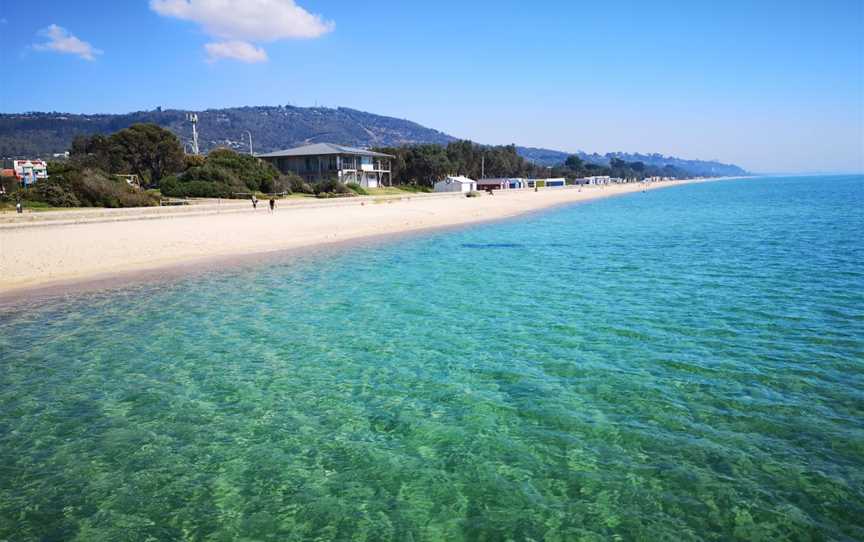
top-left (434, 175), bottom-right (477, 193)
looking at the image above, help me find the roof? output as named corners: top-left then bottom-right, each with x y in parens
top-left (437, 175), bottom-right (476, 184)
top-left (256, 143), bottom-right (394, 159)
top-left (476, 178), bottom-right (523, 185)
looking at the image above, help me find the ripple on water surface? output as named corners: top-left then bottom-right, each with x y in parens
top-left (1, 175), bottom-right (863, 541)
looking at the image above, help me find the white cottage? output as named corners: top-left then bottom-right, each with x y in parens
top-left (434, 176), bottom-right (477, 193)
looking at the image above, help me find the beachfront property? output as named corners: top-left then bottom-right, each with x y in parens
top-left (434, 175), bottom-right (477, 193)
top-left (525, 177), bottom-right (567, 189)
top-left (12, 159), bottom-right (48, 186)
top-left (257, 143), bottom-right (394, 188)
top-left (576, 176), bottom-right (612, 186)
top-left (476, 178), bottom-right (526, 191)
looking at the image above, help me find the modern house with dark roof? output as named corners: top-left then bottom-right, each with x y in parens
top-left (256, 143), bottom-right (394, 188)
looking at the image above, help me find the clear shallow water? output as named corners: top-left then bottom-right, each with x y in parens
top-left (1, 175), bottom-right (863, 541)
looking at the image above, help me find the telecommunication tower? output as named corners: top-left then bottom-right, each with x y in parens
top-left (186, 113), bottom-right (200, 155)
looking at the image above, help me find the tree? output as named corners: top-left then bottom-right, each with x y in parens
top-left (565, 155), bottom-right (584, 170)
top-left (70, 123), bottom-right (185, 187)
top-left (109, 124), bottom-right (185, 186)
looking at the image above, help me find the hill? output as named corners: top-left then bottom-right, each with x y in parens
top-left (518, 147), bottom-right (747, 177)
top-left (0, 106), bottom-right (456, 158)
top-left (0, 106), bottom-right (747, 176)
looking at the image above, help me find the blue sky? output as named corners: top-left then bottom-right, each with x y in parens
top-left (1, 0), bottom-right (862, 173)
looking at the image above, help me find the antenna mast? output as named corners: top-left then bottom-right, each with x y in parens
top-left (186, 113), bottom-right (200, 155)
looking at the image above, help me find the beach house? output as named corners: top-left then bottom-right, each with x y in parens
top-left (12, 160), bottom-right (48, 186)
top-left (434, 176), bottom-right (477, 193)
top-left (257, 143), bottom-right (394, 188)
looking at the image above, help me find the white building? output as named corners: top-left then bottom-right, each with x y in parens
top-left (476, 178), bottom-right (526, 191)
top-left (525, 177), bottom-right (567, 188)
top-left (578, 176), bottom-right (611, 186)
top-left (13, 160), bottom-right (48, 186)
top-left (434, 175), bottom-right (477, 193)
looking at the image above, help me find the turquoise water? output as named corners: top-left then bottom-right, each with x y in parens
top-left (1, 175), bottom-right (863, 541)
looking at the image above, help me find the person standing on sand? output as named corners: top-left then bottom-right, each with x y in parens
top-left (269, 198), bottom-right (275, 213)
top-left (251, 195), bottom-right (258, 209)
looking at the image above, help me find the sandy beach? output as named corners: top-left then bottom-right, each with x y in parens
top-left (0, 180), bottom-right (715, 295)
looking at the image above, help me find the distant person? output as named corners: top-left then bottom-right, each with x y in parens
top-left (251, 196), bottom-right (258, 209)
top-left (269, 198), bottom-right (275, 213)
top-left (16, 201), bottom-right (22, 214)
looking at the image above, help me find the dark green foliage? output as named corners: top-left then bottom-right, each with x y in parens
top-left (25, 165), bottom-right (158, 208)
top-left (203, 148), bottom-right (280, 193)
top-left (160, 148), bottom-right (281, 198)
top-left (284, 174), bottom-right (313, 194)
top-left (374, 141), bottom-right (545, 187)
top-left (0, 175), bottom-right (18, 197)
top-left (69, 124), bottom-right (185, 186)
top-left (312, 178), bottom-right (352, 196)
top-left (374, 141), bottom-right (697, 186)
top-left (160, 177), bottom-right (233, 198)
top-left (27, 182), bottom-right (80, 207)
top-left (555, 155), bottom-right (690, 181)
top-left (345, 182), bottom-right (368, 196)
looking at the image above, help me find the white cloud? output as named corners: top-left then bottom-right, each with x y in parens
top-left (205, 40), bottom-right (268, 63)
top-left (34, 24), bottom-right (102, 61)
top-left (150, 0), bottom-right (333, 63)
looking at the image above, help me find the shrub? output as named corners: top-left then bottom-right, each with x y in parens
top-left (465, 191), bottom-right (481, 198)
top-left (1, 175), bottom-right (18, 197)
top-left (69, 169), bottom-right (158, 207)
top-left (28, 182), bottom-right (80, 207)
top-left (269, 175), bottom-right (296, 195)
top-left (345, 182), bottom-right (369, 196)
top-left (160, 176), bottom-right (233, 198)
top-left (184, 155), bottom-right (206, 169)
top-left (312, 178), bottom-right (352, 196)
top-left (282, 173), bottom-right (313, 194)
top-left (204, 148), bottom-right (279, 193)
top-left (25, 168), bottom-right (158, 208)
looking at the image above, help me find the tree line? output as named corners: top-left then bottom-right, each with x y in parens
top-left (374, 141), bottom-right (693, 186)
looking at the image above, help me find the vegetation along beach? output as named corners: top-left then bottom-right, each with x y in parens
top-left (1, 0), bottom-right (862, 540)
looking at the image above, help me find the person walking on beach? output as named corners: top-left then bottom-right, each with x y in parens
top-left (251, 195), bottom-right (258, 209)
top-left (269, 198), bottom-right (276, 213)
top-left (16, 200), bottom-right (22, 214)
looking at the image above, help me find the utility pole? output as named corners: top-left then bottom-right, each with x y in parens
top-left (481, 155), bottom-right (485, 179)
top-left (244, 130), bottom-right (253, 155)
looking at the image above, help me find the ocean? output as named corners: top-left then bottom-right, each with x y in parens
top-left (1, 175), bottom-right (862, 541)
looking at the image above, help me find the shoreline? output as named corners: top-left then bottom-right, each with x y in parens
top-left (0, 178), bottom-right (739, 300)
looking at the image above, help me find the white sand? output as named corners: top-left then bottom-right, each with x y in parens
top-left (0, 181), bottom-right (709, 294)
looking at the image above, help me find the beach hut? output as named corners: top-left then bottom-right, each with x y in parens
top-left (525, 177), bottom-right (566, 189)
top-left (476, 178), bottom-right (526, 191)
top-left (434, 176), bottom-right (477, 193)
